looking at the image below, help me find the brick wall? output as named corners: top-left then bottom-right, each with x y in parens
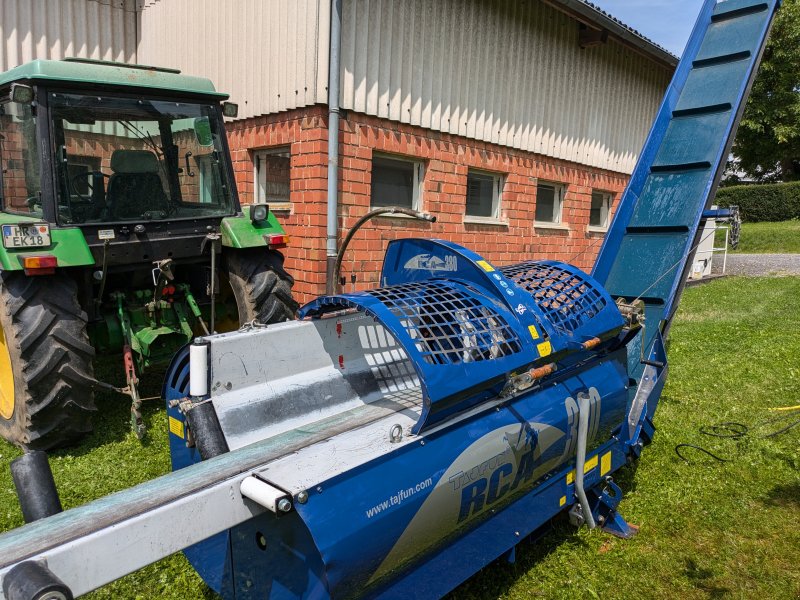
top-left (226, 107), bottom-right (329, 298)
top-left (227, 107), bottom-right (628, 305)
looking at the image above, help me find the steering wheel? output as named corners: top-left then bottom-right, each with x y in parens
top-left (70, 170), bottom-right (111, 202)
top-left (25, 196), bottom-right (42, 211)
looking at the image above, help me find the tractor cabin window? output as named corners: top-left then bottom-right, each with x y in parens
top-left (535, 182), bottom-right (565, 225)
top-left (49, 92), bottom-right (235, 224)
top-left (589, 191), bottom-right (612, 230)
top-left (0, 100), bottom-right (42, 216)
top-left (370, 155), bottom-right (422, 210)
top-left (465, 170), bottom-right (502, 220)
top-left (254, 148), bottom-right (291, 210)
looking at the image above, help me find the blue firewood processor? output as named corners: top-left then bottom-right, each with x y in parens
top-left (0, 1), bottom-right (782, 598)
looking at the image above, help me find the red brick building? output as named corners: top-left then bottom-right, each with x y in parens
top-left (226, 107), bottom-right (635, 299)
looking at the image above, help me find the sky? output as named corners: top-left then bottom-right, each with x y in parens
top-left (589, 0), bottom-right (706, 57)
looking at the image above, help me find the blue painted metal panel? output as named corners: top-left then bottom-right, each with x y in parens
top-left (627, 171), bottom-right (712, 228)
top-left (675, 59), bottom-right (749, 113)
top-left (293, 355), bottom-right (628, 599)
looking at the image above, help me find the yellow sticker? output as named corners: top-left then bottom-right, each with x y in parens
top-left (528, 325), bottom-right (540, 340)
top-left (566, 470), bottom-right (575, 485)
top-left (584, 455), bottom-right (599, 473)
top-left (476, 260), bottom-right (495, 273)
top-left (537, 341), bottom-right (552, 357)
top-left (601, 451), bottom-right (612, 476)
top-left (559, 496), bottom-right (567, 507)
top-left (168, 416), bottom-right (184, 439)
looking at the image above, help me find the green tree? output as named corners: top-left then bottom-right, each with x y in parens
top-left (731, 0), bottom-right (800, 182)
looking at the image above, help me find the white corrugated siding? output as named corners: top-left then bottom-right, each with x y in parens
top-left (340, 0), bottom-right (671, 173)
top-left (137, 0), bottom-right (329, 120)
top-left (0, 0), bottom-right (136, 71)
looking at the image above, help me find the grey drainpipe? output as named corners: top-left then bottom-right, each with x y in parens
top-left (325, 0), bottom-right (343, 296)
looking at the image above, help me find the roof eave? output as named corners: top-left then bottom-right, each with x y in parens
top-left (546, 0), bottom-right (679, 69)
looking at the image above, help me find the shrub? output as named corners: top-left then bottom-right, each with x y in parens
top-left (715, 181), bottom-right (800, 222)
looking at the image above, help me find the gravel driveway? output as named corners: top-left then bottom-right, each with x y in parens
top-left (717, 253), bottom-right (800, 276)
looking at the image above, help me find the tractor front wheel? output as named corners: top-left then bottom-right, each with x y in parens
top-left (0, 273), bottom-right (96, 450)
top-left (224, 248), bottom-right (299, 325)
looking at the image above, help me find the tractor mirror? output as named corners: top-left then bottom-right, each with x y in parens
top-left (10, 83), bottom-right (34, 105)
top-left (222, 102), bottom-right (238, 118)
top-left (193, 117), bottom-right (213, 146)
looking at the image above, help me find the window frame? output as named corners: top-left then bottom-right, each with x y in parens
top-left (534, 181), bottom-right (566, 226)
top-left (589, 190), bottom-right (613, 232)
top-left (253, 146), bottom-right (291, 211)
top-left (464, 168), bottom-right (504, 223)
top-left (370, 153), bottom-right (424, 211)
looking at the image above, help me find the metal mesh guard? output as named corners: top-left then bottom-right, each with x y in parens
top-left (500, 261), bottom-right (607, 335)
top-left (367, 281), bottom-right (522, 366)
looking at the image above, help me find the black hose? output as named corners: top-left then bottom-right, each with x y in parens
top-left (675, 412), bottom-right (800, 464)
top-left (333, 206), bottom-right (436, 294)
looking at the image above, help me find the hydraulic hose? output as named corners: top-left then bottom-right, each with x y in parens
top-left (575, 392), bottom-right (597, 529)
top-left (333, 206), bottom-right (436, 293)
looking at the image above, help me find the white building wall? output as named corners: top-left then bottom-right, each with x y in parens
top-left (0, 0), bottom-right (136, 71)
top-left (0, 0), bottom-right (670, 175)
top-left (340, 0), bottom-right (672, 174)
top-left (137, 0), bottom-right (330, 120)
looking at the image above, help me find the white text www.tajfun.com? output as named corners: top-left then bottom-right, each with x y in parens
top-left (365, 477), bottom-right (434, 518)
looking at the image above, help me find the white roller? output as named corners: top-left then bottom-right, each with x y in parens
top-left (240, 476), bottom-right (289, 513)
top-left (189, 343), bottom-right (209, 397)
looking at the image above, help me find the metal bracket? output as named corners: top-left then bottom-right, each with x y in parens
top-left (592, 477), bottom-right (639, 539)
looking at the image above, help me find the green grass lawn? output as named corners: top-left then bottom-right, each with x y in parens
top-left (1, 276), bottom-right (799, 599)
top-left (717, 220), bottom-right (800, 253)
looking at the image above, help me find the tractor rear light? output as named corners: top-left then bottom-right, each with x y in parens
top-left (22, 255), bottom-right (57, 276)
top-left (265, 233), bottom-right (289, 249)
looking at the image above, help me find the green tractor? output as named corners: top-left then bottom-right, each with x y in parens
top-left (0, 59), bottom-right (298, 450)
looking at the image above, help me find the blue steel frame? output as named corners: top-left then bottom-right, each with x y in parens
top-left (593, 0), bottom-right (781, 379)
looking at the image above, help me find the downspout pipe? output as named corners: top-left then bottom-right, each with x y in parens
top-left (325, 0), bottom-right (343, 296)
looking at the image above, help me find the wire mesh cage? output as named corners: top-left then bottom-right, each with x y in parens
top-left (367, 281), bottom-right (522, 365)
top-left (500, 261), bottom-right (607, 336)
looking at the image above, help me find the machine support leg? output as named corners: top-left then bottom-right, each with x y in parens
top-left (10, 451), bottom-right (62, 524)
top-left (592, 477), bottom-right (639, 540)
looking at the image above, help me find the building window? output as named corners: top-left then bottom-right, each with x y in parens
top-left (254, 147), bottom-right (290, 208)
top-left (466, 170), bottom-right (502, 219)
top-left (590, 191), bottom-right (612, 230)
top-left (371, 154), bottom-right (422, 209)
top-left (535, 182), bottom-right (565, 224)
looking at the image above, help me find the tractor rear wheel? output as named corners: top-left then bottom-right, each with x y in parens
top-left (224, 248), bottom-right (299, 325)
top-left (0, 272), bottom-right (96, 450)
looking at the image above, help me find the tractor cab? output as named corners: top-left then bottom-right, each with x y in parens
top-left (0, 59), bottom-right (240, 268)
top-left (0, 59), bottom-right (297, 451)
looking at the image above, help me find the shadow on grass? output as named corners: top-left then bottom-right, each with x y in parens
top-left (763, 481), bottom-right (800, 508)
top-left (684, 558), bottom-right (732, 598)
top-left (446, 516), bottom-right (591, 599)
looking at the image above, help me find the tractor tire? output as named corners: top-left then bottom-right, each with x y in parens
top-left (224, 248), bottom-right (299, 325)
top-left (0, 272), bottom-right (96, 451)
